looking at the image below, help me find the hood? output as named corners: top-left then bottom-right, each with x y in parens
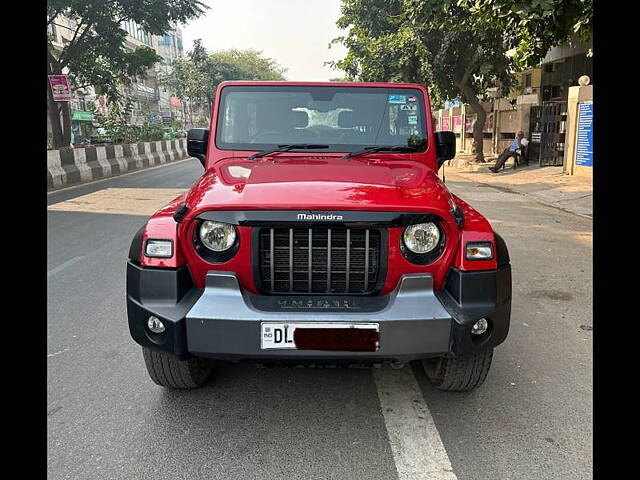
top-left (184, 156), bottom-right (457, 217)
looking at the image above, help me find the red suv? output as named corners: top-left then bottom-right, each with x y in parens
top-left (127, 81), bottom-right (511, 391)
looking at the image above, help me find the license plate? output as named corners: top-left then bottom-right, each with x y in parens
top-left (261, 322), bottom-right (379, 351)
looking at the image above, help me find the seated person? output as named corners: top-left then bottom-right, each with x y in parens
top-left (490, 131), bottom-right (527, 172)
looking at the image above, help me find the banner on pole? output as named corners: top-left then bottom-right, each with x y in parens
top-left (48, 75), bottom-right (71, 102)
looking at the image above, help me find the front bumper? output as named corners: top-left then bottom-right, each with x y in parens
top-left (127, 262), bottom-right (511, 361)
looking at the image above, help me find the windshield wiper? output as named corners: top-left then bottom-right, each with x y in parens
top-left (247, 144), bottom-right (330, 160)
top-left (342, 145), bottom-right (418, 159)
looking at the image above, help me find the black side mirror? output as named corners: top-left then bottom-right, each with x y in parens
top-left (435, 131), bottom-right (456, 170)
top-left (187, 128), bottom-right (209, 168)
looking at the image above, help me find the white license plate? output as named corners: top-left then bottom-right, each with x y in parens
top-left (260, 322), bottom-right (379, 350)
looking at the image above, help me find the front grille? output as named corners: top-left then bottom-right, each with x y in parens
top-left (258, 227), bottom-right (382, 294)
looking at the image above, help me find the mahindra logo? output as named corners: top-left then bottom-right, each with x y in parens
top-left (297, 213), bottom-right (344, 221)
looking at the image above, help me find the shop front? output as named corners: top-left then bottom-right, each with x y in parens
top-left (71, 111), bottom-right (96, 145)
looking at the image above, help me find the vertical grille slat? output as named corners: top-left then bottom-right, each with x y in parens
top-left (308, 228), bottom-right (313, 293)
top-left (345, 229), bottom-right (351, 293)
top-left (364, 229), bottom-right (370, 292)
top-left (289, 228), bottom-right (294, 292)
top-left (327, 228), bottom-right (332, 292)
top-left (269, 228), bottom-right (275, 291)
top-left (259, 226), bottom-right (381, 295)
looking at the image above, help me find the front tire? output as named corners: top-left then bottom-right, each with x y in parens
top-left (421, 349), bottom-right (493, 392)
top-left (142, 347), bottom-right (215, 389)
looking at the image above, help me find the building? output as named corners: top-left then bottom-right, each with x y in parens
top-left (509, 68), bottom-right (542, 106)
top-left (121, 20), bottom-right (162, 126)
top-left (540, 37), bottom-right (593, 103)
top-left (155, 27), bottom-right (187, 125)
top-left (48, 16), bottom-right (100, 145)
top-left (48, 14), bottom-right (178, 145)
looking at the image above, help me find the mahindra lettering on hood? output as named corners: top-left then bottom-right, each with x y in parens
top-left (126, 81), bottom-right (512, 391)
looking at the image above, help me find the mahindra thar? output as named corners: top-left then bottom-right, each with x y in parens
top-left (127, 81), bottom-right (511, 391)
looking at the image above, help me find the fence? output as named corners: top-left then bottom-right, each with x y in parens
top-left (47, 138), bottom-right (188, 190)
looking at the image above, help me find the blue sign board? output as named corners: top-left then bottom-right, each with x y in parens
top-left (575, 101), bottom-right (593, 167)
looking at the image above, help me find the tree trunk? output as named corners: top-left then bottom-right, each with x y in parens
top-left (47, 86), bottom-right (64, 149)
top-left (60, 100), bottom-right (72, 146)
top-left (458, 83), bottom-right (486, 163)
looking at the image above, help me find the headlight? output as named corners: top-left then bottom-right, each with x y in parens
top-left (199, 221), bottom-right (237, 252)
top-left (403, 222), bottom-right (440, 254)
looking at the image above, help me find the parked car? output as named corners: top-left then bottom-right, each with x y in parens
top-left (127, 81), bottom-right (512, 391)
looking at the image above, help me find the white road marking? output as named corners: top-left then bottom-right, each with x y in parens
top-left (374, 365), bottom-right (457, 480)
top-left (47, 256), bottom-right (85, 278)
top-left (47, 348), bottom-right (69, 358)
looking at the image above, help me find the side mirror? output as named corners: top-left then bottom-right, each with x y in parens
top-left (435, 131), bottom-right (456, 170)
top-left (187, 128), bottom-right (209, 168)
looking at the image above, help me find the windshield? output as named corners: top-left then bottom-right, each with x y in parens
top-left (215, 85), bottom-right (428, 153)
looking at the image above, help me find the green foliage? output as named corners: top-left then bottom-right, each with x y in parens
top-left (47, 0), bottom-right (208, 147)
top-left (210, 49), bottom-right (287, 81)
top-left (459, 0), bottom-right (593, 68)
top-left (334, 0), bottom-right (514, 100)
top-left (93, 95), bottom-right (165, 144)
top-left (138, 122), bottom-right (166, 142)
top-left (333, 0), bottom-right (516, 160)
top-left (158, 40), bottom-right (287, 116)
top-left (93, 96), bottom-right (136, 143)
top-left (47, 1), bottom-right (208, 99)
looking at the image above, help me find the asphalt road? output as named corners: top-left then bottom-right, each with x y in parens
top-left (47, 159), bottom-right (592, 480)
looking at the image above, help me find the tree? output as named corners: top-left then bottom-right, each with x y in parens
top-left (159, 42), bottom-right (287, 125)
top-left (210, 49), bottom-right (287, 81)
top-left (158, 39), bottom-right (214, 126)
top-left (47, 0), bottom-right (207, 148)
top-left (333, 0), bottom-right (515, 162)
top-left (459, 0), bottom-right (593, 68)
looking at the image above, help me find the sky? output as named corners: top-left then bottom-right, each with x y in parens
top-left (181, 0), bottom-right (349, 81)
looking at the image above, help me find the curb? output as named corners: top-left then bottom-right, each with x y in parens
top-left (47, 138), bottom-right (188, 191)
top-left (447, 167), bottom-right (593, 220)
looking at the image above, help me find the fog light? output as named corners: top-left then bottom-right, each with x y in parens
top-left (147, 316), bottom-right (165, 334)
top-left (471, 318), bottom-right (489, 335)
top-left (145, 239), bottom-right (173, 258)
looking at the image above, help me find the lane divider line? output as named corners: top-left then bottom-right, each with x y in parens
top-left (374, 365), bottom-right (458, 480)
top-left (48, 256), bottom-right (85, 278)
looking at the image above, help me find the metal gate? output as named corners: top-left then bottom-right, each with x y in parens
top-left (529, 101), bottom-right (567, 166)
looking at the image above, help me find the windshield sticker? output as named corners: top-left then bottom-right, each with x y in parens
top-left (388, 94), bottom-right (407, 104)
top-left (400, 104), bottom-right (417, 111)
top-left (407, 115), bottom-right (418, 125)
top-left (407, 95), bottom-right (417, 102)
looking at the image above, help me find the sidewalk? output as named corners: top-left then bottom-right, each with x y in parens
top-left (444, 154), bottom-right (592, 218)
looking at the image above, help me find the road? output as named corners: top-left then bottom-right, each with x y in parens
top-left (47, 160), bottom-right (592, 480)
